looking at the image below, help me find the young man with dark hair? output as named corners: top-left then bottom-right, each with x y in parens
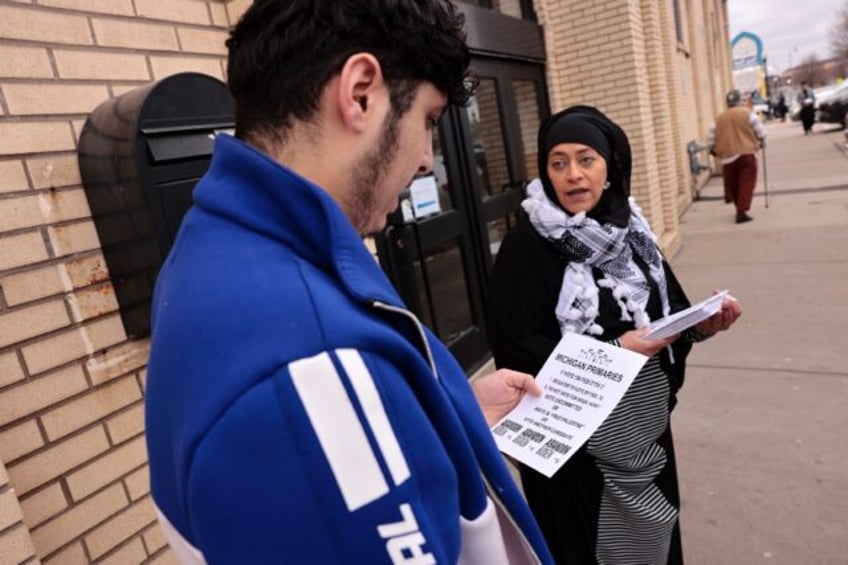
top-left (144, 1), bottom-right (554, 563)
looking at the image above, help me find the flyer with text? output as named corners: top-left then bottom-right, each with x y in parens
top-left (491, 333), bottom-right (648, 478)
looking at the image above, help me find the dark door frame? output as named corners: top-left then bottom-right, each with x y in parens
top-left (463, 58), bottom-right (550, 282)
top-left (375, 7), bottom-right (549, 373)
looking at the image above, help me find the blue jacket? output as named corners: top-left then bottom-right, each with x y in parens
top-left (145, 135), bottom-right (554, 564)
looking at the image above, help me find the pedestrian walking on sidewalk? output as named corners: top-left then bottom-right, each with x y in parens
top-left (797, 81), bottom-right (816, 135)
top-left (486, 105), bottom-right (743, 565)
top-left (709, 89), bottom-right (766, 224)
top-left (775, 91), bottom-right (788, 121)
top-left (144, 1), bottom-right (555, 563)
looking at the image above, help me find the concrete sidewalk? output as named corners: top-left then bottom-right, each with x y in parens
top-left (670, 120), bottom-right (848, 564)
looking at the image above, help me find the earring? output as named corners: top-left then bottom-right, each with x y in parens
top-left (603, 181), bottom-right (610, 191)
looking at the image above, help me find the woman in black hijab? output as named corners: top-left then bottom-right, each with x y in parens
top-left (486, 106), bottom-right (742, 564)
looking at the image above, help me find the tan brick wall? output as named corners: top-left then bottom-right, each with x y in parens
top-left (680, 0), bottom-right (735, 189)
top-left (475, 79), bottom-right (511, 194)
top-left (0, 0), bottom-right (234, 561)
top-left (639, 0), bottom-right (679, 249)
top-left (514, 80), bottom-right (541, 180)
top-left (534, 0), bottom-right (732, 255)
top-left (536, 1), bottom-right (663, 234)
top-left (226, 0), bottom-right (251, 23)
top-left (661, 0), bottom-right (690, 234)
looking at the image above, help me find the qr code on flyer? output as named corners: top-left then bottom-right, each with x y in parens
top-left (536, 446), bottom-right (554, 460)
top-left (493, 419), bottom-right (523, 436)
top-left (513, 435), bottom-right (529, 447)
top-left (520, 429), bottom-right (545, 443)
top-left (545, 438), bottom-right (571, 455)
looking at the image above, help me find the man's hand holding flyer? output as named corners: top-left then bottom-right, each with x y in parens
top-left (491, 333), bottom-right (648, 478)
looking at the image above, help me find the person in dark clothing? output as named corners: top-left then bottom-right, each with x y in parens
top-left (486, 105), bottom-right (743, 564)
top-left (798, 81), bottom-right (816, 134)
top-left (776, 92), bottom-right (788, 121)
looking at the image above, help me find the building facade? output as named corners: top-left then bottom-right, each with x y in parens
top-left (0, 0), bottom-right (732, 562)
top-left (537, 0), bottom-right (733, 252)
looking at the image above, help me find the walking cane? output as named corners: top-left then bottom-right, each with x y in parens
top-left (761, 143), bottom-right (769, 209)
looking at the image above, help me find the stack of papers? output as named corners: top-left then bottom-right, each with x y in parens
top-left (644, 290), bottom-right (728, 340)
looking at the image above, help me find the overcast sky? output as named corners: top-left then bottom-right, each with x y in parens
top-left (727, 0), bottom-right (841, 72)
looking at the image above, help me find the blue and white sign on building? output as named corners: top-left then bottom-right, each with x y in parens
top-left (731, 31), bottom-right (765, 97)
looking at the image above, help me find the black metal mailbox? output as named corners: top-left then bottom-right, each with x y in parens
top-left (78, 72), bottom-right (234, 338)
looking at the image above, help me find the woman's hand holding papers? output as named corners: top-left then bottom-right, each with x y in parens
top-left (692, 292), bottom-right (742, 337)
top-left (619, 328), bottom-right (679, 357)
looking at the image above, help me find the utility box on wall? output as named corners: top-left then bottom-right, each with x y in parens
top-left (78, 72), bottom-right (235, 338)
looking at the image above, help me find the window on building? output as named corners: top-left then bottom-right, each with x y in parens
top-left (466, 79), bottom-right (510, 200)
top-left (461, 0), bottom-right (493, 7)
top-left (495, 0), bottom-right (522, 19)
top-left (458, 0), bottom-right (537, 21)
top-left (513, 79), bottom-right (541, 184)
top-left (672, 0), bottom-right (684, 44)
top-left (711, 10), bottom-right (720, 66)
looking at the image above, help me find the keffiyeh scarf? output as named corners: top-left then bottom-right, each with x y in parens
top-left (522, 179), bottom-right (670, 336)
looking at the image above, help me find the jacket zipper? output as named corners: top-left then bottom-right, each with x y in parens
top-left (371, 300), bottom-right (541, 564)
top-left (481, 473), bottom-right (541, 564)
top-left (371, 301), bottom-right (438, 377)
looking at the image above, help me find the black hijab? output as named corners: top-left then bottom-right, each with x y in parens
top-left (537, 105), bottom-right (633, 227)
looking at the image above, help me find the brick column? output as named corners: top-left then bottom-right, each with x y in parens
top-left (534, 0), bottom-right (668, 240)
top-left (640, 0), bottom-right (685, 253)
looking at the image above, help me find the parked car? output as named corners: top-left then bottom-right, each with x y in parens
top-left (746, 91), bottom-right (770, 117)
top-left (788, 85), bottom-right (840, 121)
top-left (814, 84), bottom-right (841, 101)
top-left (752, 99), bottom-right (771, 117)
top-left (817, 83), bottom-right (848, 124)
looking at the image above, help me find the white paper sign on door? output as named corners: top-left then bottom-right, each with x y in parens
top-left (409, 175), bottom-right (441, 218)
top-left (491, 333), bottom-right (648, 478)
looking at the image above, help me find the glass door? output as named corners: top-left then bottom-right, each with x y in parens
top-left (463, 59), bottom-right (548, 276)
top-left (377, 122), bottom-right (489, 372)
top-left (376, 58), bottom-right (548, 373)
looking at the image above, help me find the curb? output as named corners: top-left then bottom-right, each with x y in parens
top-left (829, 131), bottom-right (848, 158)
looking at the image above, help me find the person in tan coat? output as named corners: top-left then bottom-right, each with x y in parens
top-left (709, 89), bottom-right (766, 223)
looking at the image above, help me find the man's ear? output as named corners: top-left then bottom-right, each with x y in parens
top-left (336, 53), bottom-right (385, 134)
